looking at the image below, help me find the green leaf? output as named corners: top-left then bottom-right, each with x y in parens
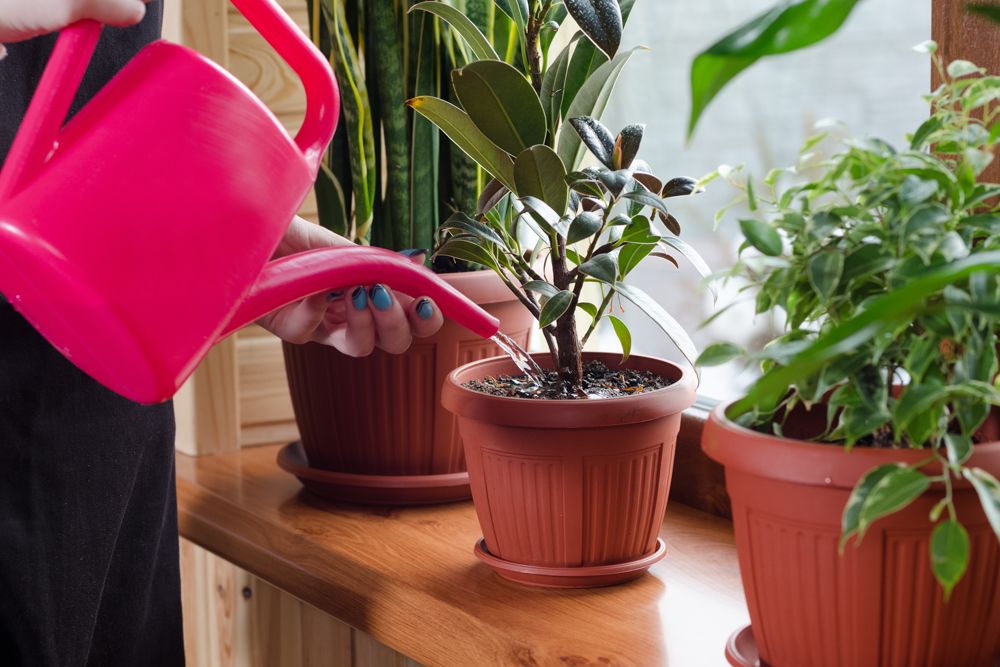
top-left (808, 251), bottom-right (844, 300)
top-left (560, 0), bottom-right (636, 118)
top-left (697, 342), bottom-right (744, 367)
top-left (569, 116), bottom-right (616, 168)
top-left (947, 59), bottom-right (982, 78)
top-left (557, 47), bottom-right (639, 171)
top-left (688, 0), bottom-right (862, 138)
top-left (623, 189), bottom-right (670, 216)
top-left (565, 0), bottom-right (623, 58)
top-left (578, 301), bottom-right (599, 318)
top-left (409, 2), bottom-right (499, 61)
top-left (523, 279), bottom-right (559, 299)
top-left (965, 468), bottom-right (1000, 544)
top-left (452, 60), bottom-right (547, 155)
top-left (567, 211), bottom-right (603, 244)
top-left (539, 289), bottom-right (575, 327)
top-left (944, 433), bottom-right (973, 466)
top-left (608, 315), bottom-right (632, 362)
top-left (930, 519), bottom-right (970, 599)
top-left (439, 212), bottom-right (506, 245)
top-left (407, 96), bottom-right (516, 190)
top-left (858, 467), bottom-right (931, 539)
top-left (969, 4), bottom-right (1000, 24)
top-left (730, 251), bottom-right (1000, 419)
top-left (540, 34), bottom-right (578, 132)
top-left (314, 162), bottom-right (349, 237)
top-left (894, 383), bottom-right (947, 440)
top-left (841, 463), bottom-right (901, 551)
top-left (495, 0), bottom-right (530, 33)
top-left (520, 195), bottom-right (567, 236)
top-left (579, 254), bottom-right (618, 283)
top-left (614, 282), bottom-right (699, 366)
top-left (434, 237), bottom-right (498, 269)
top-left (618, 242), bottom-right (655, 277)
top-left (514, 145), bottom-right (569, 215)
top-left (658, 236), bottom-right (714, 282)
top-left (739, 219), bottom-right (783, 256)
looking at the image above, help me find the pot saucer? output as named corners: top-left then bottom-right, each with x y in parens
top-left (277, 441), bottom-right (472, 506)
top-left (473, 538), bottom-right (666, 588)
top-left (726, 625), bottom-right (764, 667)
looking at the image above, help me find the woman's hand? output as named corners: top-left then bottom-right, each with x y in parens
top-left (0, 0), bottom-right (152, 48)
top-left (256, 216), bottom-right (444, 356)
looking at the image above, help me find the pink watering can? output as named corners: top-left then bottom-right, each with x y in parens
top-left (0, 0), bottom-right (499, 405)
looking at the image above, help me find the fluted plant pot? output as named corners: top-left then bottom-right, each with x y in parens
top-left (702, 403), bottom-right (1000, 667)
top-left (442, 351), bottom-right (697, 588)
top-left (279, 270), bottom-right (532, 505)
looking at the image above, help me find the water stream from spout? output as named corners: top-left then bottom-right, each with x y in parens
top-left (489, 332), bottom-right (546, 386)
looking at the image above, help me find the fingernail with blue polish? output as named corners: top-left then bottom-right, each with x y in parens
top-left (399, 248), bottom-right (428, 258)
top-left (370, 284), bottom-right (392, 311)
top-left (416, 298), bottom-right (434, 321)
top-left (351, 286), bottom-right (367, 310)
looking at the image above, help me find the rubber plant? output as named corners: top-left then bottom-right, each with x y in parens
top-left (700, 49), bottom-right (1000, 595)
top-left (409, 0), bottom-right (711, 389)
top-left (306, 0), bottom-right (517, 252)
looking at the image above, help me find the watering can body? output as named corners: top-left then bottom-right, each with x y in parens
top-left (0, 1), bottom-right (499, 405)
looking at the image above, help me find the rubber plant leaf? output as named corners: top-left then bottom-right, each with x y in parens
top-left (452, 60), bottom-right (547, 156)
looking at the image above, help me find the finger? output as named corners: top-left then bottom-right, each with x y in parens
top-left (77, 0), bottom-right (148, 26)
top-left (368, 284), bottom-right (412, 354)
top-left (407, 297), bottom-right (444, 338)
top-left (267, 291), bottom-right (329, 344)
top-left (325, 286), bottom-right (375, 356)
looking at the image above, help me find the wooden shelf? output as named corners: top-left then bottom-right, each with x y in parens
top-left (176, 444), bottom-right (749, 666)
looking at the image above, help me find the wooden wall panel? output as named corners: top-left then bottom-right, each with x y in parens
top-left (174, 0), bottom-right (318, 454)
top-left (180, 539), bottom-right (423, 667)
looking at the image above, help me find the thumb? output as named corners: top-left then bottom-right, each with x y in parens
top-left (75, 0), bottom-right (148, 27)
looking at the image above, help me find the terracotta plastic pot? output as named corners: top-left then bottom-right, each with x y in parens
top-left (442, 351), bottom-right (697, 588)
top-left (281, 269), bottom-right (532, 504)
top-left (702, 403), bottom-right (1000, 667)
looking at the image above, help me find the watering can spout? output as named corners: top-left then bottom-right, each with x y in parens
top-left (219, 246), bottom-right (501, 341)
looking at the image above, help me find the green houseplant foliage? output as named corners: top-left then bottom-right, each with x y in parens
top-left (408, 0), bottom-right (713, 388)
top-left (700, 50), bottom-right (1000, 595)
top-left (306, 0), bottom-right (518, 252)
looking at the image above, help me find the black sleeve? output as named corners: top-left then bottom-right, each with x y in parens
top-left (0, 1), bottom-right (164, 163)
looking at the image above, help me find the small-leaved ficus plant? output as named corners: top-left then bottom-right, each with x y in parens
top-left (407, 0), bottom-right (709, 389)
top-left (699, 46), bottom-right (1000, 596)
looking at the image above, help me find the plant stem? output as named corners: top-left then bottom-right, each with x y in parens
top-left (525, 7), bottom-right (543, 92)
top-left (581, 287), bottom-right (615, 345)
top-left (551, 234), bottom-right (583, 386)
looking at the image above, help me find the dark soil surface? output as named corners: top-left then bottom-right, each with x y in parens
top-left (464, 361), bottom-right (674, 400)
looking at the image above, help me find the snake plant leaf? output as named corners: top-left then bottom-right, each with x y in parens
top-left (688, 0), bottom-right (862, 139)
top-left (407, 96), bottom-right (516, 190)
top-left (368, 0), bottom-right (409, 250)
top-left (557, 47), bottom-right (640, 171)
top-left (408, 3), bottom-right (441, 252)
top-left (452, 60), bottom-right (547, 156)
top-left (569, 116), bottom-right (616, 168)
top-left (614, 282), bottom-right (699, 366)
top-left (314, 162), bottom-right (349, 237)
top-left (514, 145), bottom-right (569, 214)
top-left (410, 2), bottom-right (499, 61)
top-left (730, 250), bottom-right (1000, 419)
top-left (565, 0), bottom-right (622, 58)
top-left (560, 0), bottom-right (635, 117)
top-left (321, 0), bottom-right (376, 240)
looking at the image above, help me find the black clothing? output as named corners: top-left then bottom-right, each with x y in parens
top-left (0, 4), bottom-right (184, 665)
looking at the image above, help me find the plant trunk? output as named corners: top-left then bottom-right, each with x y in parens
top-left (555, 315), bottom-right (583, 387)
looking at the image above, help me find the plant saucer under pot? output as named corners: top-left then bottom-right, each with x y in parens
top-left (442, 351), bottom-right (697, 588)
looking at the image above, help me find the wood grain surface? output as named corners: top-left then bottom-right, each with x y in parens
top-left (177, 444), bottom-right (748, 667)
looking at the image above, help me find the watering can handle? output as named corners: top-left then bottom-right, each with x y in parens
top-left (0, 0), bottom-right (338, 201)
top-left (217, 246), bottom-right (502, 341)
